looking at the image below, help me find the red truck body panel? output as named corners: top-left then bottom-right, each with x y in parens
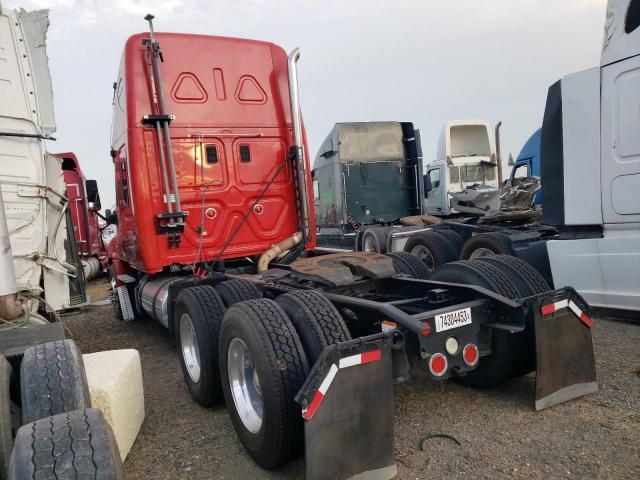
top-left (56, 152), bottom-right (103, 257)
top-left (111, 33), bottom-right (315, 274)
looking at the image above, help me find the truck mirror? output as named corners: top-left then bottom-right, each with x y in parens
top-left (424, 174), bottom-right (432, 193)
top-left (105, 209), bottom-right (112, 218)
top-left (85, 180), bottom-right (101, 211)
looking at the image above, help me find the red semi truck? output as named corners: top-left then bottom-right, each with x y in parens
top-left (56, 152), bottom-right (106, 279)
top-left (106, 15), bottom-right (598, 479)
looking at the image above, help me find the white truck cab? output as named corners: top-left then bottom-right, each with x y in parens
top-left (542, 0), bottom-right (640, 311)
top-left (425, 120), bottom-right (500, 216)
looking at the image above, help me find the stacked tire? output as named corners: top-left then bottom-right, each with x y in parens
top-left (430, 256), bottom-right (549, 388)
top-left (3, 340), bottom-right (124, 479)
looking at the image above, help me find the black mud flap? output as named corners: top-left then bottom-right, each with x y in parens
top-left (295, 334), bottom-right (397, 480)
top-left (534, 288), bottom-right (597, 411)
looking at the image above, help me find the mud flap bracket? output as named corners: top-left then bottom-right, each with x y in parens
top-left (296, 333), bottom-right (397, 480)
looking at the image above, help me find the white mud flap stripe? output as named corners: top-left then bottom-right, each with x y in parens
top-left (302, 349), bottom-right (382, 421)
top-left (540, 298), bottom-right (593, 328)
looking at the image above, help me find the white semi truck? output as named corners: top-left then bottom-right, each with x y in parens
top-left (0, 6), bottom-right (129, 479)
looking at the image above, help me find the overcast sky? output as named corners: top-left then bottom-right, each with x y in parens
top-left (5, 0), bottom-right (607, 210)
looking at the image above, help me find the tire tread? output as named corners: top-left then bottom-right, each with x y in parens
top-left (21, 340), bottom-right (91, 425)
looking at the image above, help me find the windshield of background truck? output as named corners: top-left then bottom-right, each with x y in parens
top-left (449, 164), bottom-right (496, 185)
top-left (450, 125), bottom-right (491, 158)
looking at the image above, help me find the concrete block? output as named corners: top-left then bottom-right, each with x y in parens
top-left (83, 349), bottom-right (145, 461)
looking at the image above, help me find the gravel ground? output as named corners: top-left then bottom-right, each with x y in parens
top-left (67, 280), bottom-right (640, 479)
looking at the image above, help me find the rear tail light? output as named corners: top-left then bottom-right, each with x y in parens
top-left (428, 353), bottom-right (448, 377)
top-left (463, 344), bottom-right (479, 367)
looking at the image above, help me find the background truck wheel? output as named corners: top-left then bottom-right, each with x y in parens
top-left (175, 285), bottom-right (226, 407)
top-left (430, 260), bottom-right (530, 388)
top-left (403, 231), bottom-right (457, 272)
top-left (276, 291), bottom-right (351, 363)
top-left (0, 356), bottom-right (13, 480)
top-left (387, 252), bottom-right (431, 280)
top-left (361, 228), bottom-right (388, 253)
top-left (434, 229), bottom-right (465, 255)
top-left (215, 279), bottom-right (263, 307)
top-left (459, 232), bottom-right (515, 260)
top-left (21, 340), bottom-right (91, 425)
top-left (9, 408), bottom-right (124, 480)
top-left (354, 229), bottom-right (365, 252)
top-left (219, 299), bottom-right (308, 469)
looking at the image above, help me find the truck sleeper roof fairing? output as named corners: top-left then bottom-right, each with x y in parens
top-left (111, 33), bottom-right (315, 274)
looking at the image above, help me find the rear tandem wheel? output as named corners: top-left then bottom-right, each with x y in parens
top-left (219, 299), bottom-right (309, 469)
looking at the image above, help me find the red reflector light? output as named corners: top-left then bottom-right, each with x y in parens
top-left (463, 344), bottom-right (479, 367)
top-left (421, 323), bottom-right (431, 336)
top-left (428, 353), bottom-right (448, 377)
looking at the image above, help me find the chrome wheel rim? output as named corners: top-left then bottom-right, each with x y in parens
top-left (228, 338), bottom-right (263, 434)
top-left (180, 313), bottom-right (201, 383)
top-left (469, 247), bottom-right (495, 259)
top-left (411, 245), bottom-right (435, 270)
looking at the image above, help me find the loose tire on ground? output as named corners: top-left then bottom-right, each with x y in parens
top-left (219, 299), bottom-right (308, 469)
top-left (459, 232), bottom-right (515, 260)
top-left (276, 290), bottom-right (351, 363)
top-left (215, 279), bottom-right (263, 307)
top-left (430, 260), bottom-right (531, 388)
top-left (21, 340), bottom-right (91, 425)
top-left (434, 229), bottom-right (465, 254)
top-left (361, 228), bottom-right (388, 253)
top-left (0, 356), bottom-right (13, 480)
top-left (9, 408), bottom-right (124, 480)
top-left (174, 285), bottom-right (226, 407)
top-left (387, 252), bottom-right (431, 280)
top-left (403, 231), bottom-right (457, 272)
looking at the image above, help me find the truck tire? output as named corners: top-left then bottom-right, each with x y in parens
top-left (21, 340), bottom-right (91, 425)
top-left (361, 228), bottom-right (388, 253)
top-left (175, 285), bottom-right (226, 407)
top-left (387, 252), bottom-right (431, 280)
top-left (215, 279), bottom-right (263, 307)
top-left (434, 229), bottom-right (465, 254)
top-left (354, 229), bottom-right (365, 251)
top-left (430, 260), bottom-right (530, 388)
top-left (403, 232), bottom-right (457, 272)
top-left (219, 299), bottom-right (308, 469)
top-left (459, 232), bottom-right (515, 260)
top-left (9, 408), bottom-right (124, 480)
top-left (0, 356), bottom-right (13, 480)
top-left (476, 255), bottom-right (549, 295)
top-left (276, 291), bottom-right (351, 363)
top-left (475, 255), bottom-right (550, 374)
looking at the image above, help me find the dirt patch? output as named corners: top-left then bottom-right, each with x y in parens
top-left (64, 280), bottom-right (640, 479)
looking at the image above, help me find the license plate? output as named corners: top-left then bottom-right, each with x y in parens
top-left (435, 307), bottom-right (472, 332)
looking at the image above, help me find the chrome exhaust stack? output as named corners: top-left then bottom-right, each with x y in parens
top-left (287, 48), bottom-right (312, 241)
